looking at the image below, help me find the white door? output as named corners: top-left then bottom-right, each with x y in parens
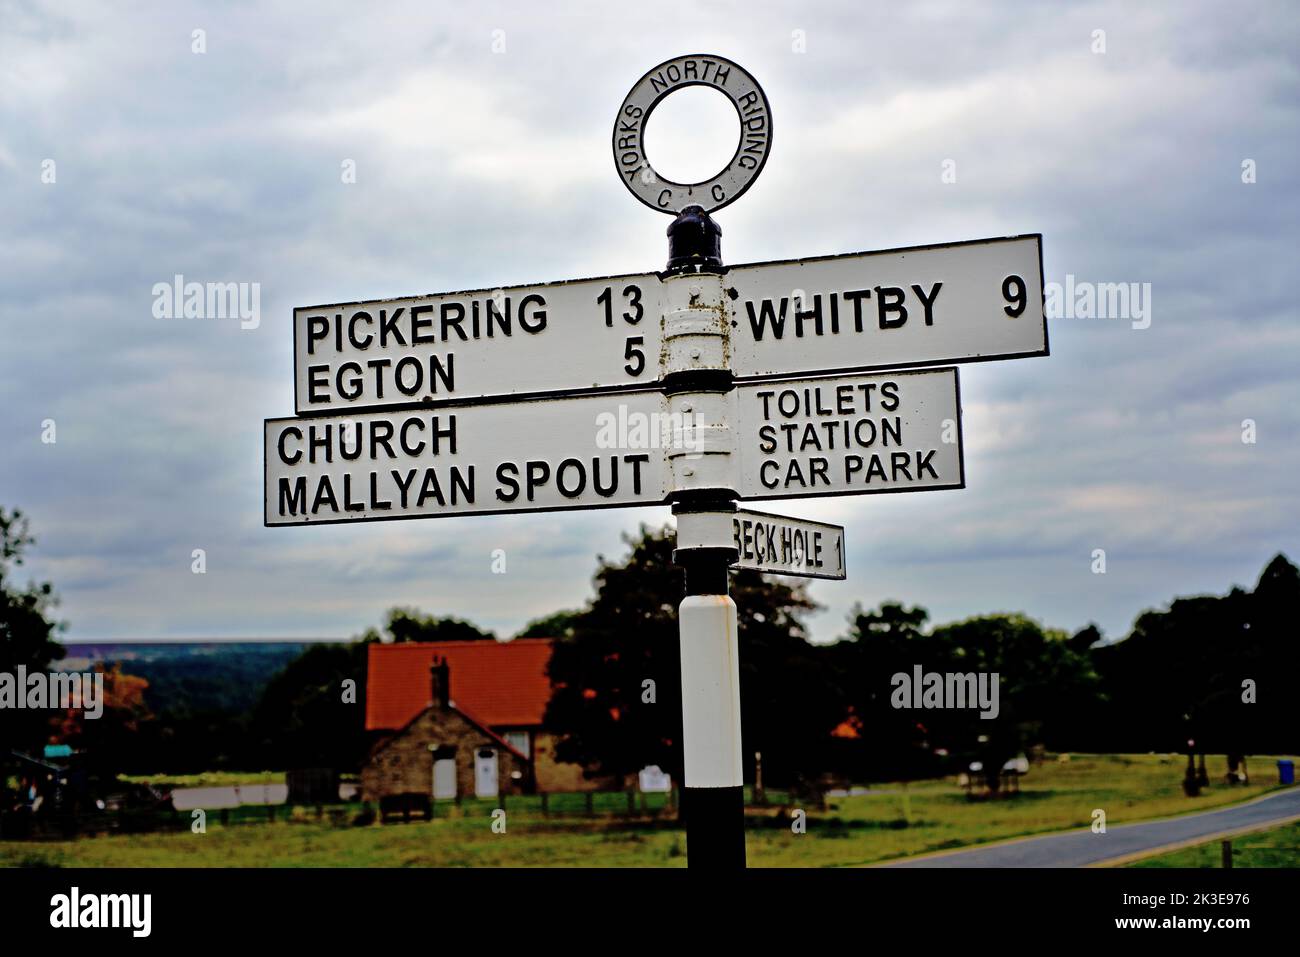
top-left (474, 748), bottom-right (498, 798)
top-left (433, 758), bottom-right (456, 799)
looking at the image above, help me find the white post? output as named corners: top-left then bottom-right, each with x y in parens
top-left (662, 205), bottom-right (746, 867)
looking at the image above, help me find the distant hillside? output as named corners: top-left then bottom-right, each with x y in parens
top-left (56, 641), bottom-right (342, 716)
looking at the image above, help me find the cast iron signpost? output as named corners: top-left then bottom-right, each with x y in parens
top-left (262, 52), bottom-right (1047, 869)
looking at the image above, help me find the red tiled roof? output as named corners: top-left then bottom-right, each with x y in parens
top-left (365, 639), bottom-right (554, 731)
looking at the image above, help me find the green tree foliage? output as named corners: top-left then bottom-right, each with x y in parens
top-left (927, 614), bottom-right (1101, 786)
top-left (543, 525), bottom-right (837, 786)
top-left (0, 508), bottom-right (65, 754)
top-left (831, 603), bottom-right (1101, 782)
top-left (1090, 553), bottom-right (1299, 755)
top-left (58, 665), bottom-right (154, 777)
top-left (516, 609), bottom-right (581, 641)
top-left (248, 641), bottom-right (371, 772)
top-left (360, 607), bottom-right (496, 644)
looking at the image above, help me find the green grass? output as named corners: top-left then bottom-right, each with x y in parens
top-left (5, 754), bottom-right (1295, 867)
top-left (118, 771), bottom-right (285, 789)
top-left (1128, 819), bottom-right (1300, 868)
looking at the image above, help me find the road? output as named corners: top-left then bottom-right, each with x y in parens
top-left (880, 786), bottom-right (1300, 867)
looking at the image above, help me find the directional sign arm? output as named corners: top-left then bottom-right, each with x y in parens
top-left (292, 271), bottom-right (664, 415)
top-left (727, 234), bottom-right (1045, 380)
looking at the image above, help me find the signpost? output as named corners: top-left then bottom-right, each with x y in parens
top-left (292, 271), bottom-right (660, 414)
top-left (262, 52), bottom-right (1047, 870)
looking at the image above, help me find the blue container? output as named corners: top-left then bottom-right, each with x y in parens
top-left (1279, 759), bottom-right (1295, 785)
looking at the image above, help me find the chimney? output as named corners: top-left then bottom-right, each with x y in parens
top-left (430, 656), bottom-right (450, 710)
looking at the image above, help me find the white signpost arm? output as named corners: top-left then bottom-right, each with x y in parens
top-left (662, 206), bottom-right (747, 868)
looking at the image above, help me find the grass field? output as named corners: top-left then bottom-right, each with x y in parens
top-left (4, 754), bottom-right (1294, 867)
top-left (118, 771), bottom-right (286, 789)
top-left (1128, 819), bottom-right (1300, 868)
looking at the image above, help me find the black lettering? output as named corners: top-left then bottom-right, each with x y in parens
top-left (556, 458), bottom-right (586, 498)
top-left (410, 304), bottom-right (435, 343)
top-left (518, 294), bottom-right (547, 333)
top-left (370, 421), bottom-right (395, 459)
top-left (312, 475), bottom-right (338, 512)
top-left (440, 302), bottom-right (467, 341)
top-left (495, 462), bottom-right (520, 502)
top-left (875, 286), bottom-right (908, 328)
top-left (278, 426), bottom-right (303, 465)
top-left (278, 476), bottom-right (306, 515)
top-left (369, 472), bottom-right (391, 510)
top-left (394, 356), bottom-right (423, 396)
top-left (392, 468), bottom-right (416, 508)
top-left (745, 299), bottom-right (788, 340)
top-left (416, 469), bottom-right (445, 507)
top-left (526, 461), bottom-right (550, 500)
top-left (400, 418), bottom-right (425, 457)
top-left (348, 312), bottom-right (374, 349)
top-left (308, 365), bottom-right (330, 403)
top-left (306, 316), bottom-right (329, 355)
top-left (916, 449), bottom-right (939, 480)
top-left (843, 290), bottom-right (871, 332)
top-left (912, 282), bottom-right (942, 325)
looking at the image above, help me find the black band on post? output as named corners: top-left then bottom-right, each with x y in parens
top-left (681, 786), bottom-right (746, 869)
top-left (665, 205), bottom-right (723, 273)
top-left (662, 368), bottom-right (734, 395)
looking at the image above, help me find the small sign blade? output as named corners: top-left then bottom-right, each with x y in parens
top-left (731, 508), bottom-right (846, 580)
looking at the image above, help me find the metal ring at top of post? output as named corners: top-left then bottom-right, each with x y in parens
top-left (612, 54), bottom-right (772, 215)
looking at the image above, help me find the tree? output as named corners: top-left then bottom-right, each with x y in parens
top-left (926, 614), bottom-right (1101, 787)
top-left (248, 641), bottom-right (371, 771)
top-left (1090, 553), bottom-right (1299, 755)
top-left (360, 607), bottom-right (495, 644)
top-left (543, 527), bottom-right (683, 783)
top-left (516, 610), bottom-right (582, 641)
top-left (56, 664), bottom-right (153, 776)
top-left (0, 508), bottom-right (66, 755)
top-left (832, 604), bottom-right (1102, 783)
top-left (831, 603), bottom-right (941, 780)
top-left (543, 525), bottom-right (834, 787)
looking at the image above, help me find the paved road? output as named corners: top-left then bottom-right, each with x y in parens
top-left (881, 786), bottom-right (1300, 867)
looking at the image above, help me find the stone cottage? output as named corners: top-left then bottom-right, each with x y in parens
top-left (361, 638), bottom-right (602, 801)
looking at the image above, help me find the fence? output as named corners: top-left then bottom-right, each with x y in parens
top-left (1, 784), bottom-right (800, 839)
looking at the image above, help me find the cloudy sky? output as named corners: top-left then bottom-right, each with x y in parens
top-left (1, 1), bottom-right (1296, 646)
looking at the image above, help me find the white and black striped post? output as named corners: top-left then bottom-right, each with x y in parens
top-left (663, 206), bottom-right (747, 868)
